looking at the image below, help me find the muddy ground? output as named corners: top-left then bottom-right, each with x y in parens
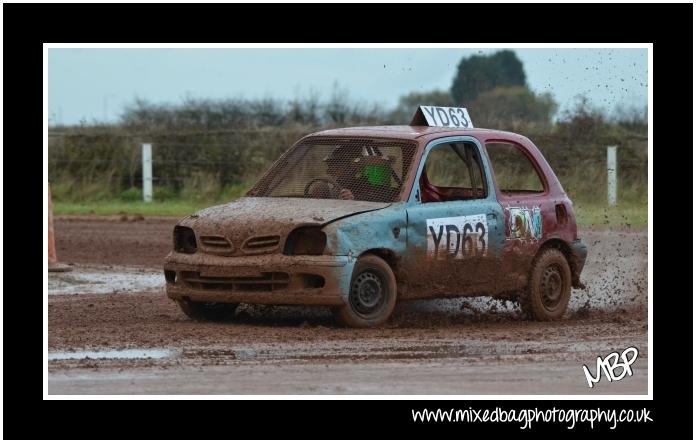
top-left (48, 216), bottom-right (648, 395)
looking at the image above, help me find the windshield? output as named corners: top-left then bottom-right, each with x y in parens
top-left (248, 136), bottom-right (418, 203)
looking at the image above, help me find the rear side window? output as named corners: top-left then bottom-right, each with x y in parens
top-left (485, 142), bottom-right (545, 194)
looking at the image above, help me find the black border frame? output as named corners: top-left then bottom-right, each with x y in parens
top-left (4, 2), bottom-right (692, 440)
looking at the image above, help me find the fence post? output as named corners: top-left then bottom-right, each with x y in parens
top-left (142, 143), bottom-right (153, 202)
top-left (607, 145), bottom-right (617, 207)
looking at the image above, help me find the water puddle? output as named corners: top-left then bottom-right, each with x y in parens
top-left (48, 348), bottom-right (175, 361)
top-left (48, 265), bottom-right (163, 295)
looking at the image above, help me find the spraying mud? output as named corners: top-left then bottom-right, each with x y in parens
top-left (49, 216), bottom-right (648, 395)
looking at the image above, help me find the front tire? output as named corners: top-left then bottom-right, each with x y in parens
top-left (177, 300), bottom-right (238, 321)
top-left (520, 248), bottom-right (571, 321)
top-left (333, 254), bottom-right (397, 328)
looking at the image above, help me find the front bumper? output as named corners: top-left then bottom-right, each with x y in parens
top-left (163, 252), bottom-right (353, 306)
top-left (570, 239), bottom-right (588, 288)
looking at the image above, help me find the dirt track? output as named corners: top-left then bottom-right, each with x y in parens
top-left (48, 216), bottom-right (649, 395)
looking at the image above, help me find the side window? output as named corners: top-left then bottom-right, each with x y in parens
top-left (485, 142), bottom-right (545, 194)
top-left (420, 142), bottom-right (486, 203)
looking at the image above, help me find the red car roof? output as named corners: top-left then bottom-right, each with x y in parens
top-left (309, 125), bottom-right (521, 141)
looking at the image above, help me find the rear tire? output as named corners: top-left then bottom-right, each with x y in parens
top-left (177, 300), bottom-right (238, 321)
top-left (333, 254), bottom-right (397, 328)
top-left (520, 248), bottom-right (571, 321)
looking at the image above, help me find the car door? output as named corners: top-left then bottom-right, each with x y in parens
top-left (484, 140), bottom-right (552, 288)
top-left (403, 137), bottom-right (504, 298)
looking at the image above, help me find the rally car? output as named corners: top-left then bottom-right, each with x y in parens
top-left (163, 106), bottom-right (587, 327)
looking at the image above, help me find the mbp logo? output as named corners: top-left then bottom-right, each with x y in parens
top-left (426, 215), bottom-right (488, 260)
top-left (582, 346), bottom-right (639, 388)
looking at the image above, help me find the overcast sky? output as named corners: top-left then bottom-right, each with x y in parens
top-left (48, 47), bottom-right (648, 125)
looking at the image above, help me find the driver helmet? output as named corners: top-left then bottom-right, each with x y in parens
top-left (323, 145), bottom-right (393, 186)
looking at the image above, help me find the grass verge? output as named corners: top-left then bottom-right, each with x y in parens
top-left (573, 202), bottom-right (647, 228)
top-left (53, 200), bottom-right (213, 217)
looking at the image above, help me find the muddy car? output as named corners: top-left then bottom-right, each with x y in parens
top-left (164, 106), bottom-right (587, 327)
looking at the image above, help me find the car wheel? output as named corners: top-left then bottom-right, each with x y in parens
top-left (520, 248), bottom-right (571, 321)
top-left (177, 300), bottom-right (238, 321)
top-left (333, 254), bottom-right (397, 328)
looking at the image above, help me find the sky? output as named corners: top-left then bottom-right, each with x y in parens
top-left (48, 47), bottom-right (648, 125)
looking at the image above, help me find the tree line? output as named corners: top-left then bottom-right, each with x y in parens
top-left (49, 50), bottom-right (647, 205)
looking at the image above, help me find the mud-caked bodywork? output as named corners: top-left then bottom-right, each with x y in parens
top-left (164, 197), bottom-right (387, 306)
top-left (164, 125), bottom-right (588, 325)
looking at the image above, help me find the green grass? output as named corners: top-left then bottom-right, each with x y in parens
top-left (54, 197), bottom-right (648, 227)
top-left (573, 202), bottom-right (648, 228)
top-left (53, 200), bottom-right (218, 217)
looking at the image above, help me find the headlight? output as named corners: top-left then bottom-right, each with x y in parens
top-left (173, 226), bottom-right (197, 253)
top-left (284, 227), bottom-right (326, 255)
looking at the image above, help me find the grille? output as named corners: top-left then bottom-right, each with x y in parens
top-left (181, 271), bottom-right (289, 292)
top-left (243, 235), bottom-right (280, 252)
top-left (248, 136), bottom-right (418, 203)
top-left (200, 235), bottom-right (233, 252)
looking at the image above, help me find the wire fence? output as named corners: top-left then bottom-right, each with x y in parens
top-left (48, 128), bottom-right (648, 204)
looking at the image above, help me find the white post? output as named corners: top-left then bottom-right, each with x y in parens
top-left (142, 143), bottom-right (153, 202)
top-left (607, 145), bottom-right (617, 207)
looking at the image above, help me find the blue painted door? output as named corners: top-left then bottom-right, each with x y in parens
top-left (403, 137), bottom-right (504, 298)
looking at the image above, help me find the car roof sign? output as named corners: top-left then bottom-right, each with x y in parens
top-left (410, 105), bottom-right (474, 129)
